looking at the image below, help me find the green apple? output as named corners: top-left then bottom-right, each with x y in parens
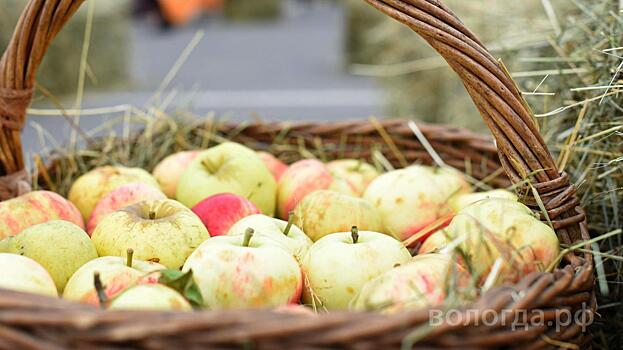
top-left (63, 252), bottom-right (164, 306)
top-left (448, 189), bottom-right (518, 213)
top-left (91, 199), bottom-right (210, 269)
top-left (69, 166), bottom-right (160, 221)
top-left (176, 142), bottom-right (277, 215)
top-left (0, 220), bottom-right (97, 292)
top-left (363, 165), bottom-right (471, 242)
top-left (0, 190), bottom-right (84, 240)
top-left (301, 228), bottom-right (412, 310)
top-left (326, 159), bottom-right (379, 197)
top-left (293, 190), bottom-right (384, 241)
top-left (351, 253), bottom-right (468, 313)
top-left (108, 284), bottom-right (192, 311)
top-left (183, 229), bottom-right (302, 309)
top-left (227, 213), bottom-right (312, 262)
top-left (420, 198), bottom-right (560, 285)
top-left (0, 253), bottom-right (58, 297)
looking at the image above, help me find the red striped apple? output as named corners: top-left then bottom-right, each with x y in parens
top-left (351, 253), bottom-right (468, 313)
top-left (257, 151), bottom-right (288, 181)
top-left (63, 252), bottom-right (164, 306)
top-left (152, 150), bottom-right (200, 198)
top-left (363, 165), bottom-right (471, 242)
top-left (0, 253), bottom-right (58, 297)
top-left (108, 284), bottom-right (192, 311)
top-left (87, 183), bottom-right (167, 235)
top-left (0, 191), bottom-right (83, 239)
top-left (91, 199), bottom-right (210, 269)
top-left (293, 190), bottom-right (384, 241)
top-left (191, 193), bottom-right (260, 236)
top-left (183, 229), bottom-right (302, 309)
top-left (227, 213), bottom-right (312, 262)
top-left (176, 142), bottom-right (277, 215)
top-left (0, 220), bottom-right (97, 292)
top-left (301, 228), bottom-right (412, 309)
top-left (69, 166), bottom-right (160, 221)
top-left (420, 198), bottom-right (560, 286)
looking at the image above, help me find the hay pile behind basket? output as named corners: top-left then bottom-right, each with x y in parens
top-left (344, 0), bottom-right (555, 130)
top-left (512, 1), bottom-right (623, 348)
top-left (0, 0), bottom-right (130, 97)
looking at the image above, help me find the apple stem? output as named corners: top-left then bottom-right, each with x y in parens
top-left (351, 226), bottom-right (359, 244)
top-left (202, 159), bottom-right (217, 173)
top-left (243, 228), bottom-right (254, 247)
top-left (126, 248), bottom-right (134, 268)
top-left (283, 212), bottom-right (294, 236)
top-left (149, 211), bottom-right (156, 220)
top-left (93, 271), bottom-right (107, 309)
top-left (353, 159), bottom-right (364, 172)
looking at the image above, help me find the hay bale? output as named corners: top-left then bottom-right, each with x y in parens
top-left (224, 0), bottom-right (282, 22)
top-left (0, 0), bottom-right (131, 97)
top-left (345, 1), bottom-right (551, 130)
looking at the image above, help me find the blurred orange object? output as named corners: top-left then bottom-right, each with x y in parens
top-left (158, 0), bottom-right (223, 26)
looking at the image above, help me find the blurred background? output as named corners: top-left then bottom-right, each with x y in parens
top-left (0, 0), bottom-right (562, 154)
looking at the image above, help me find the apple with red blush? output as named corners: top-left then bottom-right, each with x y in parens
top-left (183, 228), bottom-right (302, 309)
top-left (257, 151), bottom-right (288, 181)
top-left (191, 193), bottom-right (261, 236)
top-left (87, 183), bottom-right (167, 235)
top-left (0, 191), bottom-right (84, 240)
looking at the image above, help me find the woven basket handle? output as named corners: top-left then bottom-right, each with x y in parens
top-left (0, 0), bottom-right (586, 246)
top-left (0, 0), bottom-right (85, 197)
top-left (365, 0), bottom-right (587, 246)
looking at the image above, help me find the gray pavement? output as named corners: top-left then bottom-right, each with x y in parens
top-left (22, 2), bottom-right (383, 157)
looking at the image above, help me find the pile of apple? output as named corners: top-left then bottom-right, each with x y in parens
top-left (0, 142), bottom-right (561, 313)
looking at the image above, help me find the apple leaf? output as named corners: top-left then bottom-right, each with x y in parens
top-left (158, 269), bottom-right (204, 308)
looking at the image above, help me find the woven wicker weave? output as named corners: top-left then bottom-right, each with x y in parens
top-left (0, 0), bottom-right (595, 349)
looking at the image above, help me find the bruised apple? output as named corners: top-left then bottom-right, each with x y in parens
top-left (183, 229), bottom-right (302, 309)
top-left (0, 191), bottom-right (84, 240)
top-left (363, 165), bottom-right (471, 242)
top-left (69, 166), bottom-right (160, 221)
top-left (293, 190), bottom-right (384, 241)
top-left (420, 198), bottom-right (560, 285)
top-left (351, 253), bottom-right (468, 313)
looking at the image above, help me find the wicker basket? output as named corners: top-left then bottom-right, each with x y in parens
top-left (0, 0), bottom-right (595, 349)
